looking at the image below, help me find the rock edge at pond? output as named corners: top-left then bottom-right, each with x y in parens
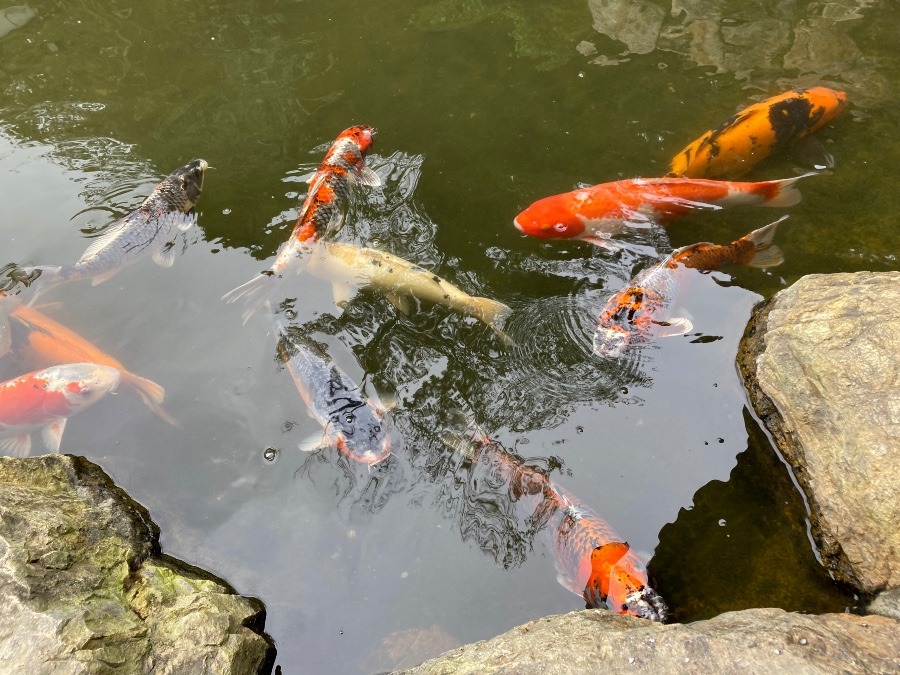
top-left (0, 454), bottom-right (276, 675)
top-left (737, 271), bottom-right (900, 595)
top-left (396, 607), bottom-right (899, 674)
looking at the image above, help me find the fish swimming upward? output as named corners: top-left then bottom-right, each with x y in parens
top-left (441, 424), bottom-right (667, 621)
top-left (2, 293), bottom-right (175, 425)
top-left (273, 316), bottom-right (391, 466)
top-left (514, 174), bottom-right (808, 250)
top-left (593, 217), bottom-right (786, 358)
top-left (223, 126), bottom-right (381, 321)
top-left (25, 159), bottom-right (207, 298)
top-left (668, 87), bottom-right (848, 179)
top-left (306, 242), bottom-right (514, 345)
top-left (0, 363), bottom-right (121, 457)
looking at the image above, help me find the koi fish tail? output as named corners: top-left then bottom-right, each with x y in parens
top-left (122, 372), bottom-right (180, 427)
top-left (744, 216), bottom-right (786, 268)
top-left (222, 273), bottom-right (276, 324)
top-left (471, 296), bottom-right (515, 346)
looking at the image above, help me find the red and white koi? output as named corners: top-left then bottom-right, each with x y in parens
top-left (514, 174), bottom-right (808, 250)
top-left (593, 217), bottom-right (786, 358)
top-left (223, 126), bottom-right (381, 321)
top-left (0, 363), bottom-right (121, 457)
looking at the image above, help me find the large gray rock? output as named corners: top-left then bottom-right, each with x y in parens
top-left (399, 608), bottom-right (900, 674)
top-left (0, 454), bottom-right (275, 674)
top-left (737, 272), bottom-right (900, 594)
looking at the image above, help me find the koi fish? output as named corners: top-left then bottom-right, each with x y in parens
top-left (514, 174), bottom-right (807, 250)
top-left (669, 87), bottom-right (848, 179)
top-left (273, 316), bottom-right (391, 466)
top-left (3, 294), bottom-right (175, 425)
top-left (223, 126), bottom-right (381, 321)
top-left (441, 424), bottom-right (667, 621)
top-left (0, 363), bottom-right (121, 457)
top-left (307, 242), bottom-right (513, 345)
top-left (25, 159), bottom-right (207, 297)
top-left (593, 217), bottom-right (786, 358)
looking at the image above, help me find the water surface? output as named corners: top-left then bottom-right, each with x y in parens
top-left (2, 1), bottom-right (897, 672)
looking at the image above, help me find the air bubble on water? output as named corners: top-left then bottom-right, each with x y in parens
top-left (718, 519), bottom-right (726, 527)
top-left (263, 447), bottom-right (278, 462)
top-left (578, 72), bottom-right (585, 78)
top-left (798, 638), bottom-right (808, 645)
top-left (222, 208), bottom-right (232, 215)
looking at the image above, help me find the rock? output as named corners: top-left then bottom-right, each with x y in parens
top-left (397, 608), bottom-right (900, 674)
top-left (868, 588), bottom-right (900, 622)
top-left (737, 272), bottom-right (900, 594)
top-left (0, 454), bottom-right (275, 674)
top-left (364, 624), bottom-right (460, 673)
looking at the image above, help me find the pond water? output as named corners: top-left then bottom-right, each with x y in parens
top-left (2, 1), bottom-right (898, 672)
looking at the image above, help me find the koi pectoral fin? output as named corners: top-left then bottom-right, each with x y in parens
top-left (582, 235), bottom-right (621, 251)
top-left (0, 434), bottom-right (32, 457)
top-left (41, 418), bottom-right (67, 452)
top-left (298, 430), bottom-right (337, 454)
top-left (650, 317), bottom-right (693, 338)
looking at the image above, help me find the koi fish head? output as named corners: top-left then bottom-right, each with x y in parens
top-left (583, 543), bottom-right (668, 622)
top-left (160, 159), bottom-right (208, 212)
top-left (42, 363), bottom-right (121, 415)
top-left (592, 323), bottom-right (632, 358)
top-left (593, 287), bottom-right (650, 358)
top-left (514, 193), bottom-right (586, 239)
top-left (330, 404), bottom-right (391, 466)
top-left (337, 125), bottom-right (376, 156)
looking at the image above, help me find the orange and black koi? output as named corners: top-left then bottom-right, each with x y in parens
top-left (593, 217), bottom-right (786, 358)
top-left (668, 87), bottom-right (847, 179)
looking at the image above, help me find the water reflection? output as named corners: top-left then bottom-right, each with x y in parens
top-left (586, 0), bottom-right (887, 104)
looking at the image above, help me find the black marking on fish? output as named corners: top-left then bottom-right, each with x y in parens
top-left (768, 96), bottom-right (819, 145)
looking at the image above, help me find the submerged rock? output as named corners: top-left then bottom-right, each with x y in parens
top-left (397, 608), bottom-right (899, 674)
top-left (737, 272), bottom-right (900, 594)
top-left (0, 454), bottom-right (275, 674)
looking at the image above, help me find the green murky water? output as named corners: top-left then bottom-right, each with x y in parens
top-left (2, 1), bottom-right (897, 671)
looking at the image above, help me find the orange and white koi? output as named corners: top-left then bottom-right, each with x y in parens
top-left (223, 126), bottom-right (381, 321)
top-left (274, 316), bottom-right (391, 466)
top-left (442, 424), bottom-right (667, 621)
top-left (669, 87), bottom-right (848, 179)
top-left (514, 174), bottom-right (807, 250)
top-left (0, 363), bottom-right (120, 457)
top-left (25, 160), bottom-right (207, 298)
top-left (1, 292), bottom-right (174, 425)
top-left (593, 217), bottom-right (786, 358)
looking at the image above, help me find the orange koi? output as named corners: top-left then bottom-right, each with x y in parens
top-left (223, 126), bottom-right (381, 321)
top-left (514, 175), bottom-right (806, 250)
top-left (0, 363), bottom-right (120, 456)
top-left (2, 293), bottom-right (175, 425)
top-left (669, 87), bottom-right (848, 179)
top-left (593, 217), bottom-right (785, 357)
